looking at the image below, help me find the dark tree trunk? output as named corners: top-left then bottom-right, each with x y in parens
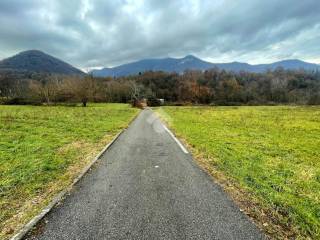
top-left (82, 99), bottom-right (87, 107)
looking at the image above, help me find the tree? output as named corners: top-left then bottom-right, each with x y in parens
top-left (62, 75), bottom-right (98, 107)
top-left (129, 81), bottom-right (143, 107)
top-left (105, 80), bottom-right (131, 103)
top-left (217, 77), bottom-right (242, 103)
top-left (29, 75), bottom-right (61, 104)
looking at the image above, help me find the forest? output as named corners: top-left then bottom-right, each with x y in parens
top-left (1, 67), bottom-right (320, 106)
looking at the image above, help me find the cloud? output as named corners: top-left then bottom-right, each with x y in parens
top-left (0, 0), bottom-right (319, 68)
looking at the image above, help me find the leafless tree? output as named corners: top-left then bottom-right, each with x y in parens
top-left (29, 75), bottom-right (62, 104)
top-left (62, 75), bottom-right (98, 107)
top-left (129, 80), bottom-right (142, 107)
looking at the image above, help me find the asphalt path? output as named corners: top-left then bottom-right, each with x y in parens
top-left (25, 109), bottom-right (264, 240)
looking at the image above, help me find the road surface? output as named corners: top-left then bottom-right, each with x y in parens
top-left (25, 109), bottom-right (264, 240)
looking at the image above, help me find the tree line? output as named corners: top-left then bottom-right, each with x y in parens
top-left (1, 67), bottom-right (320, 106)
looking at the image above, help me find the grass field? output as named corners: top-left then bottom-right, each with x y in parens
top-left (0, 104), bottom-right (139, 239)
top-left (157, 106), bottom-right (320, 239)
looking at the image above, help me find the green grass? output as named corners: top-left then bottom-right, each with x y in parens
top-left (0, 103), bottom-right (139, 238)
top-left (157, 106), bottom-right (320, 239)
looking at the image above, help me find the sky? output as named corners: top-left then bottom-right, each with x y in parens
top-left (0, 0), bottom-right (320, 70)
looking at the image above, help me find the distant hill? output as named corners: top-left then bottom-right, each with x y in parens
top-left (0, 50), bottom-right (84, 75)
top-left (252, 59), bottom-right (320, 72)
top-left (91, 55), bottom-right (320, 77)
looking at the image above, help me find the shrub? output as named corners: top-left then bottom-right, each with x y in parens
top-left (147, 96), bottom-right (161, 106)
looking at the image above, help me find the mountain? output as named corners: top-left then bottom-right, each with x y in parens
top-left (253, 59), bottom-right (320, 72)
top-left (0, 50), bottom-right (84, 75)
top-left (91, 55), bottom-right (320, 77)
top-left (91, 55), bottom-right (212, 77)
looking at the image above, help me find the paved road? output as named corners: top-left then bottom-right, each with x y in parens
top-left (25, 109), bottom-right (264, 240)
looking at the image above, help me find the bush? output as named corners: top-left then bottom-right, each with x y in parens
top-left (131, 99), bottom-right (145, 109)
top-left (308, 94), bottom-right (320, 105)
top-left (3, 98), bottom-right (42, 105)
top-left (212, 100), bottom-right (243, 106)
top-left (147, 96), bottom-right (161, 106)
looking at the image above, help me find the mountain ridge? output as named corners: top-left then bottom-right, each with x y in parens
top-left (91, 55), bottom-right (320, 77)
top-left (1, 51), bottom-right (318, 77)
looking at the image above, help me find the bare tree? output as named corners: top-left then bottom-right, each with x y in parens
top-left (29, 75), bottom-right (61, 104)
top-left (62, 75), bottom-right (98, 107)
top-left (129, 80), bottom-right (142, 107)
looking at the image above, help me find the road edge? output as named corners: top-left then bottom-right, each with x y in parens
top-left (10, 111), bottom-right (140, 240)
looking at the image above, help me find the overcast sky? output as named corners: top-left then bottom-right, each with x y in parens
top-left (0, 0), bottom-right (320, 69)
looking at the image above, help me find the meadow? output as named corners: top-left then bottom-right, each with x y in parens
top-left (157, 106), bottom-right (320, 239)
top-left (0, 104), bottom-right (139, 239)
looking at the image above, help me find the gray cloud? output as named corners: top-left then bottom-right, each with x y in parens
top-left (0, 0), bottom-right (319, 69)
